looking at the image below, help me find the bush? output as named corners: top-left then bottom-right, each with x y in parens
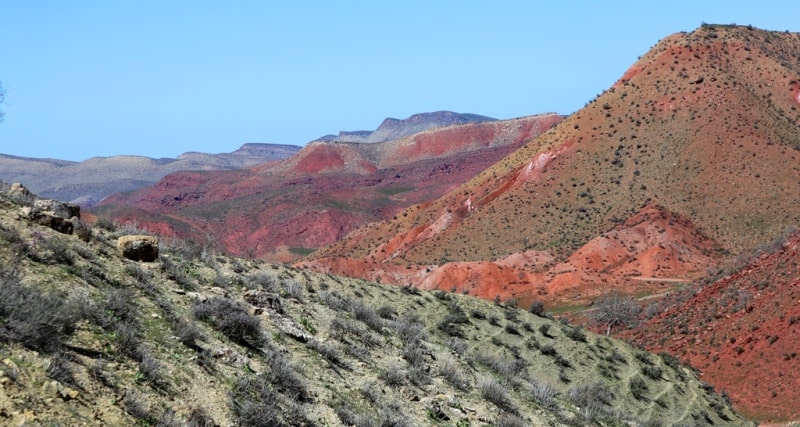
top-left (563, 325), bottom-right (587, 342)
top-left (308, 339), bottom-right (345, 367)
top-left (46, 351), bottom-right (77, 386)
top-left (192, 297), bottom-right (265, 348)
top-left (630, 376), bottom-right (649, 400)
top-left (185, 407), bottom-right (216, 427)
top-left (479, 378), bottom-right (515, 412)
top-left (642, 364), bottom-right (664, 380)
top-left (438, 357), bottom-right (470, 391)
top-left (351, 301), bottom-right (384, 333)
top-left (229, 375), bottom-right (284, 427)
top-left (265, 355), bottom-right (309, 401)
top-left (529, 379), bottom-right (558, 409)
top-left (529, 301), bottom-right (546, 316)
top-left (568, 383), bottom-right (615, 409)
top-left (0, 272), bottom-right (80, 353)
top-left (380, 363), bottom-right (406, 387)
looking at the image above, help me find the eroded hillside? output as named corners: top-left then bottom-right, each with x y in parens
top-left (96, 114), bottom-right (561, 262)
top-left (310, 25), bottom-right (800, 307)
top-left (0, 183), bottom-right (750, 426)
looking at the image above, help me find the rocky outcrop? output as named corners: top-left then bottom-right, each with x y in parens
top-left (8, 183), bottom-right (80, 234)
top-left (117, 235), bottom-right (159, 262)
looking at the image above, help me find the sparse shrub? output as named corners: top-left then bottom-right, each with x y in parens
top-left (95, 217), bottom-right (117, 232)
top-left (488, 315), bottom-right (501, 326)
top-left (529, 301), bottom-right (546, 317)
top-left (137, 350), bottom-right (168, 390)
top-left (630, 375), bottom-right (649, 400)
top-left (376, 305), bottom-right (397, 320)
top-left (113, 320), bottom-right (141, 358)
top-left (320, 290), bottom-right (352, 311)
top-left (74, 220), bottom-right (93, 242)
top-left (402, 340), bottom-right (427, 368)
top-left (447, 337), bottom-right (468, 355)
top-left (160, 256), bottom-right (196, 290)
top-left (308, 339), bottom-right (344, 366)
top-left (496, 413), bottom-right (527, 427)
top-left (229, 375), bottom-right (284, 427)
top-left (282, 279), bottom-right (303, 301)
top-left (123, 389), bottom-right (154, 424)
top-left (185, 407), bottom-right (215, 427)
top-left (438, 306), bottom-right (469, 337)
top-left (479, 378), bottom-right (515, 412)
top-left (394, 314), bottom-right (427, 345)
top-left (192, 297), bottom-right (265, 348)
top-left (563, 325), bottom-right (587, 342)
top-left (265, 354), bottom-right (309, 402)
top-left (401, 285), bottom-right (420, 295)
top-left (37, 235), bottom-right (75, 265)
top-left (569, 383), bottom-right (615, 410)
top-left (298, 317), bottom-right (316, 334)
top-left (174, 320), bottom-right (205, 349)
top-left (470, 309), bottom-right (486, 320)
top-left (381, 363), bottom-right (407, 386)
top-left (504, 323), bottom-right (520, 335)
top-left (642, 364), bottom-right (664, 380)
top-left (529, 379), bottom-right (558, 409)
top-left (351, 300), bottom-right (384, 333)
top-left (46, 351), bottom-right (77, 386)
top-left (538, 324), bottom-right (553, 338)
top-left (0, 272), bottom-right (80, 353)
top-left (438, 357), bottom-right (470, 391)
top-left (539, 344), bottom-right (557, 357)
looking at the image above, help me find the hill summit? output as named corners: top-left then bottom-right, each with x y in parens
top-left (307, 24), bottom-right (800, 308)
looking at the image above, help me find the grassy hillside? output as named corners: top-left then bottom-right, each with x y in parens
top-left (0, 183), bottom-right (750, 426)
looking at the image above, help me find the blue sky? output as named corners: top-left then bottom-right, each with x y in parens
top-left (1, 1), bottom-right (798, 161)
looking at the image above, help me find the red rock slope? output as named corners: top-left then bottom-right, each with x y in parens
top-left (308, 25), bottom-right (800, 306)
top-left (622, 228), bottom-right (800, 422)
top-left (96, 114), bottom-right (561, 262)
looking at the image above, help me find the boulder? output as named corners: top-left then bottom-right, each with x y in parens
top-left (21, 207), bottom-right (75, 234)
top-left (33, 199), bottom-right (80, 220)
top-left (118, 235), bottom-right (159, 262)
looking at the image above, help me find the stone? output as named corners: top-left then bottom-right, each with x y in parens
top-left (117, 235), bottom-right (159, 262)
top-left (33, 198), bottom-right (80, 220)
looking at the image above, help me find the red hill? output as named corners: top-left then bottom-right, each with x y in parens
top-left (96, 114), bottom-right (561, 262)
top-left (622, 228), bottom-right (800, 422)
top-left (310, 25), bottom-right (800, 303)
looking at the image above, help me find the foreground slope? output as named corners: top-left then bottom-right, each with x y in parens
top-left (309, 24), bottom-right (800, 305)
top-left (0, 183), bottom-right (748, 426)
top-left (0, 143), bottom-right (300, 206)
top-left (97, 113), bottom-right (561, 262)
top-left (622, 228), bottom-right (800, 422)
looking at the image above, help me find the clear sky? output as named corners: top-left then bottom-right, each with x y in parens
top-left (1, 1), bottom-right (798, 161)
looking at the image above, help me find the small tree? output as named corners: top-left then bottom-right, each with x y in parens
top-left (590, 292), bottom-right (640, 335)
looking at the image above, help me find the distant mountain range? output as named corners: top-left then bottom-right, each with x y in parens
top-left (0, 143), bottom-right (301, 206)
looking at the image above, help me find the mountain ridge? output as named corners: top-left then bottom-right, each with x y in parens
top-left (316, 110), bottom-right (497, 143)
top-left (0, 143), bottom-right (301, 207)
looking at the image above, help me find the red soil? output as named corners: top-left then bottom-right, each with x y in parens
top-left (303, 204), bottom-right (720, 307)
top-left (622, 230), bottom-right (800, 422)
top-left (97, 115), bottom-right (561, 262)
